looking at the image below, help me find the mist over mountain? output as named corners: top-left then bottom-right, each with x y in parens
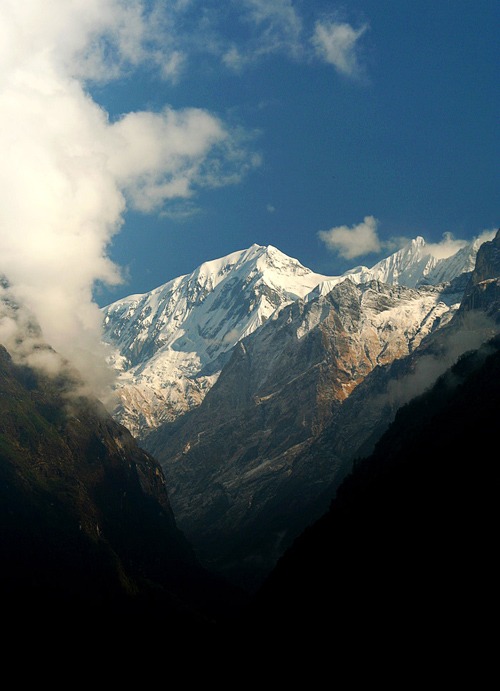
top-left (322, 227), bottom-right (500, 459)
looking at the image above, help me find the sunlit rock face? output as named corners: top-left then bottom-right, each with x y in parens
top-left (101, 237), bottom-right (480, 438)
top-left (144, 276), bottom-right (465, 588)
top-left (141, 232), bottom-right (500, 589)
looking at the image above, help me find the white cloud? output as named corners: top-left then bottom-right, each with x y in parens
top-left (222, 328), bottom-right (241, 344)
top-left (318, 216), bottom-right (381, 259)
top-left (312, 20), bottom-right (368, 77)
top-left (243, 0), bottom-right (299, 24)
top-left (0, 0), bottom-right (259, 396)
top-left (100, 3), bottom-right (370, 80)
top-left (422, 229), bottom-right (495, 260)
top-left (159, 201), bottom-right (202, 221)
top-left (107, 107), bottom-right (239, 212)
top-left (0, 0), bottom-right (165, 83)
top-left (319, 223), bottom-right (498, 265)
top-left (425, 232), bottom-right (468, 259)
top-left (383, 311), bottom-right (496, 408)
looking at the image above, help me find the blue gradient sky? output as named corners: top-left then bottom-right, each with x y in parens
top-left (92, 0), bottom-right (498, 306)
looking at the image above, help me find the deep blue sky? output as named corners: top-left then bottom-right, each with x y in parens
top-left (92, 0), bottom-right (498, 306)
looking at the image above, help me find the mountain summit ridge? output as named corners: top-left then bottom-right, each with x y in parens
top-left (312, 235), bottom-right (484, 297)
top-left (102, 242), bottom-right (335, 435)
top-left (101, 234), bottom-right (489, 436)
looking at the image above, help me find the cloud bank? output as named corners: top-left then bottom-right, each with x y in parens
top-left (0, 0), bottom-right (258, 397)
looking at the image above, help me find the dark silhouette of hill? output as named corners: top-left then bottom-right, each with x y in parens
top-left (2, 228), bottom-right (498, 667)
top-left (248, 334), bottom-right (499, 651)
top-left (0, 345), bottom-right (246, 649)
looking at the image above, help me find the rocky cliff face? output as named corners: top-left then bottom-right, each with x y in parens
top-left (96, 231), bottom-right (498, 590)
top-left (143, 232), bottom-right (500, 589)
top-left (295, 229), bottom-right (500, 505)
top-left (144, 277), bottom-right (465, 588)
top-left (458, 228), bottom-right (500, 315)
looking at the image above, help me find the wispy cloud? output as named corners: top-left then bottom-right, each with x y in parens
top-left (162, 2), bottom-right (370, 79)
top-left (221, 0), bottom-right (303, 70)
top-left (318, 216), bottom-right (381, 259)
top-left (240, 0), bottom-right (303, 56)
top-left (383, 312), bottom-right (497, 409)
top-left (159, 201), bottom-right (203, 222)
top-left (473, 228), bottom-right (497, 245)
top-left (312, 19), bottom-right (369, 78)
top-left (160, 50), bottom-right (186, 83)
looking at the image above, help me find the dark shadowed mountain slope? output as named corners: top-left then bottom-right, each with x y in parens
top-left (0, 345), bottom-right (245, 641)
top-left (249, 334), bottom-right (500, 649)
top-left (145, 232), bottom-right (499, 592)
top-left (146, 278), bottom-right (464, 589)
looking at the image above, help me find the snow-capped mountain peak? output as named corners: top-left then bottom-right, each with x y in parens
top-left (102, 233), bottom-right (486, 437)
top-left (103, 244), bottom-right (333, 368)
top-left (360, 235), bottom-right (439, 286)
top-left (101, 244), bottom-right (335, 435)
top-left (311, 234), bottom-right (484, 297)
